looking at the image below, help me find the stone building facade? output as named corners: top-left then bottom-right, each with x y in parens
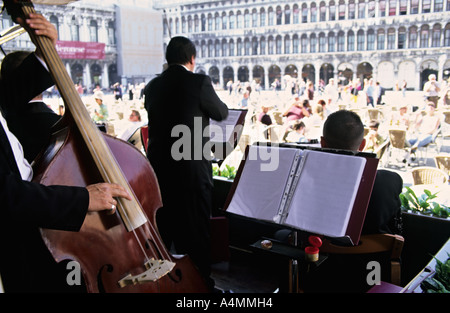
top-left (155, 0), bottom-right (450, 91)
top-left (0, 1), bottom-right (162, 93)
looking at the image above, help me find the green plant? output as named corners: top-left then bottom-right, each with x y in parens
top-left (400, 186), bottom-right (450, 218)
top-left (212, 164), bottom-right (236, 180)
top-left (421, 253), bottom-right (450, 293)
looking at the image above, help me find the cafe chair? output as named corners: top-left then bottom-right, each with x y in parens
top-left (321, 234), bottom-right (405, 286)
top-left (385, 128), bottom-right (409, 168)
top-left (434, 155), bottom-right (450, 181)
top-left (411, 166), bottom-right (449, 185)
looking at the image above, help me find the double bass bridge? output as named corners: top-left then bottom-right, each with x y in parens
top-left (118, 258), bottom-right (176, 287)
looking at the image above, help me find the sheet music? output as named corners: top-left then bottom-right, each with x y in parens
top-left (210, 110), bottom-right (245, 143)
top-left (226, 146), bottom-right (300, 222)
top-left (284, 150), bottom-right (366, 237)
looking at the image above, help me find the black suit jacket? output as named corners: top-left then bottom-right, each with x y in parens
top-left (362, 169), bottom-right (403, 235)
top-left (0, 54), bottom-right (89, 292)
top-left (144, 65), bottom-right (229, 191)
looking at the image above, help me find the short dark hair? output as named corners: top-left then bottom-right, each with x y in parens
top-left (1, 51), bottom-right (30, 79)
top-left (322, 110), bottom-right (364, 151)
top-left (165, 36), bottom-right (196, 65)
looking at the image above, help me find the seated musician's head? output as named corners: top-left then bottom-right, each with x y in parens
top-left (321, 110), bottom-right (366, 151)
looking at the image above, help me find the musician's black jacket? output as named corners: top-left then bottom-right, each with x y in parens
top-left (0, 53), bottom-right (88, 292)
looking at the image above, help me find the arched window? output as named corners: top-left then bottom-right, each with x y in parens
top-left (348, 30), bottom-right (355, 50)
top-left (357, 29), bottom-right (365, 50)
top-left (260, 37), bottom-right (266, 54)
top-left (293, 4), bottom-right (300, 23)
top-left (244, 38), bottom-right (251, 55)
top-left (328, 32), bottom-right (336, 52)
top-left (367, 29), bottom-right (375, 50)
top-left (444, 24), bottom-right (450, 46)
top-left (252, 37), bottom-right (258, 55)
top-left (329, 1), bottom-right (337, 20)
top-left (215, 13), bottom-right (220, 30)
top-left (409, 26), bottom-right (418, 48)
top-left (268, 7), bottom-right (275, 25)
top-left (377, 29), bottom-right (385, 49)
top-left (349, 0), bottom-right (356, 19)
top-left (358, 0), bottom-right (366, 18)
top-left (337, 31), bottom-right (345, 51)
top-left (310, 33), bottom-right (317, 52)
top-left (229, 12), bottom-right (235, 29)
top-left (431, 24), bottom-right (441, 47)
top-left (49, 15), bottom-right (59, 39)
top-left (268, 36), bottom-right (275, 54)
top-left (319, 32), bottom-right (326, 52)
top-left (201, 14), bottom-right (206, 31)
top-left (237, 38), bottom-right (243, 56)
top-left (260, 8), bottom-right (266, 27)
top-left (387, 27), bottom-right (396, 49)
top-left (222, 39), bottom-right (228, 57)
top-left (293, 34), bottom-right (299, 53)
top-left (208, 39), bottom-right (213, 57)
top-left (339, 0), bottom-right (346, 20)
top-left (302, 4), bottom-right (308, 23)
top-left (252, 9), bottom-right (258, 27)
top-left (107, 21), bottom-right (116, 45)
top-left (301, 34), bottom-right (308, 53)
top-left (229, 39), bottom-right (235, 56)
top-left (398, 27), bottom-right (407, 48)
top-left (244, 9), bottom-right (251, 28)
top-left (237, 11), bottom-right (243, 29)
top-left (311, 3), bottom-right (318, 23)
top-left (319, 2), bottom-right (327, 21)
top-left (71, 16), bottom-right (79, 41)
top-left (89, 20), bottom-right (98, 42)
top-left (194, 15), bottom-right (199, 32)
top-left (276, 6), bottom-right (283, 25)
top-left (276, 35), bottom-right (282, 54)
top-left (285, 5), bottom-right (291, 24)
top-left (284, 35), bottom-right (291, 54)
top-left (420, 25), bottom-right (430, 47)
top-left (222, 12), bottom-right (228, 30)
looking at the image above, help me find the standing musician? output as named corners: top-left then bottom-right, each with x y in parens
top-left (144, 36), bottom-right (229, 292)
top-left (0, 13), bottom-right (131, 292)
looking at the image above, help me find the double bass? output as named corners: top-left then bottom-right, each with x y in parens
top-left (4, 0), bottom-right (209, 293)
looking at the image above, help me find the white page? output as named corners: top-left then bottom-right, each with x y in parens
top-left (210, 110), bottom-right (244, 143)
top-left (284, 150), bottom-right (366, 237)
top-left (226, 145), bottom-right (300, 222)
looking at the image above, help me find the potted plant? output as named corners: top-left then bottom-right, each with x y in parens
top-left (399, 187), bottom-right (450, 285)
top-left (400, 186), bottom-right (450, 218)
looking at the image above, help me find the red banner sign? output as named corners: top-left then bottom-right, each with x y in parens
top-left (55, 41), bottom-right (105, 60)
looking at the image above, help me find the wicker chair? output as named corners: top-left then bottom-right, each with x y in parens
top-left (434, 155), bottom-right (450, 181)
top-left (385, 128), bottom-right (409, 168)
top-left (411, 166), bottom-right (449, 185)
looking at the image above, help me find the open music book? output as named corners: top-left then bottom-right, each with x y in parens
top-left (225, 145), bottom-right (378, 244)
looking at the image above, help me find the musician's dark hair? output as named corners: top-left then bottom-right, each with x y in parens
top-left (165, 36), bottom-right (196, 65)
top-left (1, 51), bottom-right (30, 79)
top-left (322, 110), bottom-right (364, 151)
